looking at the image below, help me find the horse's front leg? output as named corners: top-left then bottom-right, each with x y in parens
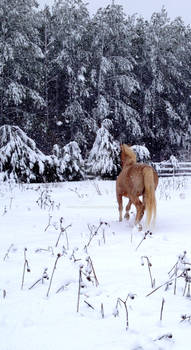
top-left (124, 199), bottom-right (132, 220)
top-left (117, 194), bottom-right (123, 221)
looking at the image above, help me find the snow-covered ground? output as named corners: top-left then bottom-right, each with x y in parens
top-left (1, 177), bottom-right (191, 350)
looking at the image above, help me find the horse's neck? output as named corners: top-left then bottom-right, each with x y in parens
top-left (123, 159), bottom-right (136, 167)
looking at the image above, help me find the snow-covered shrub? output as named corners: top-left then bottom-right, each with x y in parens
top-left (169, 155), bottom-right (179, 169)
top-left (43, 155), bottom-right (65, 182)
top-left (52, 144), bottom-right (61, 158)
top-left (87, 120), bottom-right (120, 179)
top-left (60, 141), bottom-right (85, 181)
top-left (0, 125), bottom-right (64, 183)
top-left (131, 145), bottom-right (150, 163)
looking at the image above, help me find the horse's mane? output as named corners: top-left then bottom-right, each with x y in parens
top-left (121, 144), bottom-right (136, 163)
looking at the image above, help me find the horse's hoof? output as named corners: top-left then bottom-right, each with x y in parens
top-left (124, 213), bottom-right (130, 220)
top-left (137, 224), bottom-right (143, 231)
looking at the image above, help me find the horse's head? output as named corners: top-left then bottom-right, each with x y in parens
top-left (120, 144), bottom-right (136, 167)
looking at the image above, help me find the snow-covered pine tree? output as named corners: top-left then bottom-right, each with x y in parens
top-left (52, 144), bottom-right (61, 158)
top-left (131, 145), bottom-right (150, 162)
top-left (0, 125), bottom-right (63, 183)
top-left (87, 119), bottom-right (120, 179)
top-left (60, 141), bottom-right (84, 181)
top-left (0, 0), bottom-right (44, 126)
top-left (89, 4), bottom-right (141, 143)
top-left (49, 0), bottom-right (91, 153)
top-left (139, 8), bottom-right (191, 159)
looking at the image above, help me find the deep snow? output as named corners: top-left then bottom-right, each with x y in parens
top-left (1, 177), bottom-right (191, 350)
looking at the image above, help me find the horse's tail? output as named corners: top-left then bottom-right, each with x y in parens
top-left (143, 167), bottom-right (157, 228)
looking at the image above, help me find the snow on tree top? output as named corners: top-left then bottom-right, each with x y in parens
top-left (0, 125), bottom-right (44, 156)
top-left (131, 145), bottom-right (150, 162)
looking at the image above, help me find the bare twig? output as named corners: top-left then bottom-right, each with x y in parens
top-left (56, 282), bottom-right (71, 293)
top-left (9, 197), bottom-right (13, 210)
top-left (135, 231), bottom-right (152, 251)
top-left (113, 294), bottom-right (136, 330)
top-left (1, 289), bottom-right (6, 298)
top-left (69, 187), bottom-right (85, 198)
top-left (77, 265), bottom-right (83, 312)
top-left (101, 303), bottom-right (104, 319)
top-left (3, 244), bottom-right (14, 261)
top-left (93, 181), bottom-right (102, 195)
top-left (35, 246), bottom-right (54, 255)
top-left (146, 273), bottom-right (183, 297)
top-left (21, 248), bottom-right (31, 290)
top-left (181, 314), bottom-right (191, 322)
top-left (55, 220), bottom-right (71, 248)
top-left (29, 268), bottom-right (49, 290)
top-left (160, 298), bottom-right (165, 321)
top-left (84, 300), bottom-right (95, 310)
top-left (174, 263), bottom-right (178, 295)
top-left (70, 248), bottom-right (81, 263)
top-left (2, 206), bottom-right (7, 216)
top-left (86, 256), bottom-right (99, 287)
top-left (141, 256), bottom-right (155, 288)
top-left (85, 222), bottom-right (108, 250)
top-left (116, 298), bottom-right (129, 330)
top-left (46, 254), bottom-right (61, 297)
top-left (154, 333), bottom-right (173, 341)
top-left (44, 214), bottom-right (52, 232)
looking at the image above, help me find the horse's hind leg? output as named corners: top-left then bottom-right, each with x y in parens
top-left (117, 194), bottom-right (123, 221)
top-left (124, 199), bottom-right (131, 220)
top-left (134, 198), bottom-right (145, 228)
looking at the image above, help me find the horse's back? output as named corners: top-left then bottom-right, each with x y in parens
top-left (116, 163), bottom-right (145, 197)
top-left (116, 163), bottom-right (158, 197)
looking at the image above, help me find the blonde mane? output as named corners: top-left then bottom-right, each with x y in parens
top-left (121, 144), bottom-right (136, 164)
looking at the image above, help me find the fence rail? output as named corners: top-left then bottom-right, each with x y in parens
top-left (152, 161), bottom-right (191, 177)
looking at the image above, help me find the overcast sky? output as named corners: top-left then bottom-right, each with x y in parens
top-left (38, 0), bottom-right (191, 25)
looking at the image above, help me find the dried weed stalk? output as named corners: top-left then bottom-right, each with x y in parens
top-left (35, 246), bottom-right (54, 255)
top-left (77, 264), bottom-right (83, 312)
top-left (101, 303), bottom-right (104, 319)
top-left (21, 248), bottom-right (31, 290)
top-left (136, 231), bottom-right (152, 251)
top-left (3, 244), bottom-right (14, 261)
top-left (181, 314), bottom-right (191, 322)
top-left (141, 256), bottom-right (155, 288)
top-left (84, 256), bottom-right (99, 287)
top-left (55, 219), bottom-right (72, 249)
top-left (46, 253), bottom-right (61, 297)
top-left (160, 298), bottom-right (165, 321)
top-left (154, 333), bottom-right (173, 341)
top-left (44, 214), bottom-right (53, 232)
top-left (84, 221), bottom-right (108, 251)
top-left (84, 300), bottom-right (95, 310)
top-left (29, 268), bottom-right (49, 290)
top-left (113, 293), bottom-right (136, 330)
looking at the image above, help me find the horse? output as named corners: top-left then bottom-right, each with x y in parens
top-left (116, 144), bottom-right (158, 229)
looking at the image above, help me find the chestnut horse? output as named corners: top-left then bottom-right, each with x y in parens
top-left (116, 144), bottom-right (158, 229)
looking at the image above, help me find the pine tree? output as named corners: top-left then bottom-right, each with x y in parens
top-left (0, 125), bottom-right (64, 182)
top-left (49, 0), bottom-right (92, 152)
top-left (0, 0), bottom-right (44, 128)
top-left (61, 141), bottom-right (85, 181)
top-left (131, 145), bottom-right (150, 162)
top-left (138, 8), bottom-right (191, 158)
top-left (87, 119), bottom-right (120, 179)
top-left (88, 5), bottom-right (142, 144)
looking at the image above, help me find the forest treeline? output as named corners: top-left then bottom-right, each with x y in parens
top-left (1, 0), bottom-right (191, 161)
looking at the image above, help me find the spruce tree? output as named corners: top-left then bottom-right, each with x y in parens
top-left (87, 119), bottom-right (120, 179)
